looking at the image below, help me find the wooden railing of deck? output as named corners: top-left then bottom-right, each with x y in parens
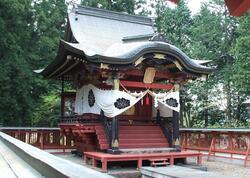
top-left (1, 127), bottom-right (249, 166)
top-left (180, 128), bottom-right (250, 167)
top-left (0, 127), bottom-right (75, 153)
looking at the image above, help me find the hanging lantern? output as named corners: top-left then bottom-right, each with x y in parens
top-left (146, 94), bottom-right (150, 105)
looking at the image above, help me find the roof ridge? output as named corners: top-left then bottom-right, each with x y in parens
top-left (72, 5), bottom-right (153, 26)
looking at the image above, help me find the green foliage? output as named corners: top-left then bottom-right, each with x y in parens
top-left (155, 0), bottom-right (249, 128)
top-left (0, 0), bottom-right (66, 126)
top-left (32, 91), bottom-right (60, 127)
top-left (30, 0), bottom-right (67, 68)
top-left (190, 5), bottom-right (224, 61)
top-left (156, 0), bottom-right (192, 53)
top-left (80, 0), bottom-right (147, 15)
top-left (231, 13), bottom-right (250, 93)
top-left (0, 0), bottom-right (33, 126)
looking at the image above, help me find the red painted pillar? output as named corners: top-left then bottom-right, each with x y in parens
top-left (102, 160), bottom-right (107, 173)
top-left (170, 156), bottom-right (174, 165)
top-left (92, 158), bottom-right (97, 167)
top-left (198, 133), bottom-right (201, 152)
top-left (184, 133), bottom-right (188, 150)
top-left (40, 132), bottom-right (44, 150)
top-left (137, 158), bottom-right (142, 169)
top-left (197, 154), bottom-right (202, 165)
top-left (229, 133), bottom-right (233, 158)
top-left (83, 155), bottom-right (87, 164)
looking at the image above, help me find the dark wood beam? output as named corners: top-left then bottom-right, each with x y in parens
top-left (165, 63), bottom-right (177, 68)
top-left (123, 70), bottom-right (187, 79)
top-left (120, 80), bottom-right (173, 90)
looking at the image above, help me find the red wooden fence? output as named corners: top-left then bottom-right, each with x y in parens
top-left (1, 127), bottom-right (249, 166)
top-left (0, 127), bottom-right (75, 153)
top-left (180, 128), bottom-right (250, 167)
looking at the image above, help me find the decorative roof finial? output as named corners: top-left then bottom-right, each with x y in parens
top-left (150, 33), bottom-right (168, 43)
top-left (66, 0), bottom-right (78, 13)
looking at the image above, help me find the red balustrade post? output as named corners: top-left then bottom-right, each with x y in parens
top-left (40, 131), bottom-right (44, 150)
top-left (198, 132), bottom-right (201, 152)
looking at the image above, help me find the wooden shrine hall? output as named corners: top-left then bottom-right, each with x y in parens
top-left (38, 5), bottom-right (213, 171)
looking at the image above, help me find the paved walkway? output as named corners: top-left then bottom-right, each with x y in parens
top-left (141, 166), bottom-right (228, 178)
top-left (0, 139), bottom-right (44, 178)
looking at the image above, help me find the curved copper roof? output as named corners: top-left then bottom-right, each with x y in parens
top-left (39, 5), bottom-right (213, 78)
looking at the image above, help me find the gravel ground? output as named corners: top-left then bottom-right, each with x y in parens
top-left (188, 157), bottom-right (250, 178)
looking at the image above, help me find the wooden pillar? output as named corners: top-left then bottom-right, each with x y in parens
top-left (157, 109), bottom-right (172, 147)
top-left (244, 141), bottom-right (250, 167)
top-left (229, 133), bottom-right (233, 158)
top-left (184, 133), bottom-right (188, 149)
top-left (172, 83), bottom-right (181, 151)
top-left (102, 160), bottom-right (108, 173)
top-left (109, 116), bottom-right (120, 153)
top-left (172, 110), bottom-right (181, 151)
top-left (137, 158), bottom-right (142, 170)
top-left (40, 132), bottom-right (44, 150)
top-left (108, 78), bottom-right (120, 154)
top-left (156, 109), bottom-right (160, 124)
top-left (197, 154), bottom-right (202, 165)
top-left (170, 156), bottom-right (174, 165)
top-left (37, 132), bottom-right (40, 145)
top-left (207, 134), bottom-right (216, 161)
top-left (83, 154), bottom-right (87, 164)
top-left (198, 132), bottom-right (201, 152)
top-left (179, 86), bottom-right (183, 128)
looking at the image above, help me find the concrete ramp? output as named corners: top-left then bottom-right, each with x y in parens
top-left (0, 131), bottom-right (114, 178)
top-left (0, 139), bottom-right (44, 178)
top-left (141, 166), bottom-right (228, 178)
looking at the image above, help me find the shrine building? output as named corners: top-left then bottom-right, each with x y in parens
top-left (38, 5), bottom-right (213, 170)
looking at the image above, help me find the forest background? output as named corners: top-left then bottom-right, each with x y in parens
top-left (0, 0), bottom-right (249, 128)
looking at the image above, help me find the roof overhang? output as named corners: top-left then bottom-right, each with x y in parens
top-left (39, 39), bottom-right (214, 78)
top-left (37, 5), bottom-right (214, 80)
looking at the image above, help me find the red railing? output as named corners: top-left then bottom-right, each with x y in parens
top-left (180, 128), bottom-right (250, 167)
top-left (1, 127), bottom-right (249, 166)
top-left (0, 127), bottom-right (75, 153)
